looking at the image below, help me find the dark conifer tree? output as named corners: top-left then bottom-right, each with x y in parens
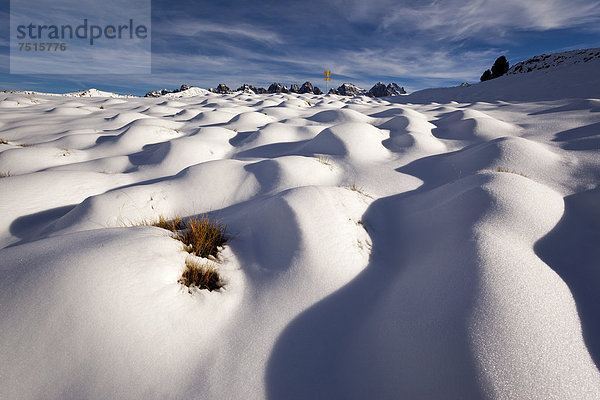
top-left (480, 69), bottom-right (492, 81)
top-left (491, 56), bottom-right (509, 78)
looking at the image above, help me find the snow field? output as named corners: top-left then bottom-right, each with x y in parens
top-left (1, 67), bottom-right (600, 399)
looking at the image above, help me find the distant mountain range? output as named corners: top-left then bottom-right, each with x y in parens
top-left (13, 48), bottom-right (598, 100)
top-left (145, 81), bottom-right (406, 98)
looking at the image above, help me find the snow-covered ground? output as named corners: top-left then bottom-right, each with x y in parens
top-left (1, 59), bottom-right (600, 399)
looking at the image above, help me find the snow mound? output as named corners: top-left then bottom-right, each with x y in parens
top-left (399, 136), bottom-right (568, 191)
top-left (308, 108), bottom-right (374, 124)
top-left (163, 87), bottom-right (212, 98)
top-left (0, 95), bottom-right (42, 107)
top-left (64, 88), bottom-right (132, 98)
top-left (299, 122), bottom-right (389, 161)
top-left (143, 105), bottom-right (184, 116)
top-left (378, 108), bottom-right (446, 154)
top-left (190, 110), bottom-right (237, 125)
top-left (105, 111), bottom-right (152, 127)
top-left (432, 109), bottom-right (520, 141)
top-left (172, 108), bottom-right (204, 120)
top-left (157, 100), bottom-right (188, 108)
top-left (233, 122), bottom-right (319, 152)
top-left (46, 106), bottom-right (93, 116)
top-left (225, 111), bottom-right (275, 130)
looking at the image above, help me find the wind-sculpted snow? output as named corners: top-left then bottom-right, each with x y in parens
top-left (0, 86), bottom-right (599, 399)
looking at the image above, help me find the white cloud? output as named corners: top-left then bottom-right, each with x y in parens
top-left (379, 0), bottom-right (600, 39)
top-left (155, 21), bottom-right (283, 44)
top-left (147, 25), bottom-right (500, 90)
top-left (292, 47), bottom-right (497, 84)
top-left (9, 43), bottom-right (151, 75)
top-left (10, 0), bottom-right (151, 24)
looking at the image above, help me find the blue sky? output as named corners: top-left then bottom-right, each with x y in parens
top-left (1, 0), bottom-right (599, 96)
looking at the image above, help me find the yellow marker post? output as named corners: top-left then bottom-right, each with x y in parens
top-left (324, 70), bottom-right (331, 93)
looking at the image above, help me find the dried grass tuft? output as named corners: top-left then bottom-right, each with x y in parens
top-left (179, 258), bottom-right (223, 291)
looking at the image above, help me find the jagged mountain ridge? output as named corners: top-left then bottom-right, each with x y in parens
top-left (146, 81), bottom-right (406, 98)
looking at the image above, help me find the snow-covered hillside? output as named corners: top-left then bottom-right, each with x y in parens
top-left (163, 86), bottom-right (212, 97)
top-left (1, 88), bottom-right (134, 98)
top-left (1, 57), bottom-right (600, 399)
top-left (401, 48), bottom-right (600, 103)
top-left (508, 47), bottom-right (600, 74)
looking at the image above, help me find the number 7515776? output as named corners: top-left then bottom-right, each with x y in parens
top-left (18, 43), bottom-right (67, 51)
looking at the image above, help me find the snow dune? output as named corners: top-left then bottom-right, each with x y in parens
top-left (1, 64), bottom-right (600, 399)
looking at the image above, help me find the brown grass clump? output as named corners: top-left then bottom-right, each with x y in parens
top-left (179, 258), bottom-right (223, 291)
top-left (348, 183), bottom-right (363, 193)
top-left (495, 167), bottom-right (528, 177)
top-left (316, 154), bottom-right (331, 166)
top-left (152, 215), bottom-right (184, 231)
top-left (150, 215), bottom-right (227, 257)
top-left (179, 215), bottom-right (227, 258)
top-left (0, 171), bottom-right (10, 178)
top-left (0, 138), bottom-right (8, 145)
top-left (345, 183), bottom-right (374, 199)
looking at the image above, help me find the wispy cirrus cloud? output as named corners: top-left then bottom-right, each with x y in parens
top-left (148, 35), bottom-right (499, 92)
top-left (378, 0), bottom-right (600, 39)
top-left (154, 21), bottom-right (283, 44)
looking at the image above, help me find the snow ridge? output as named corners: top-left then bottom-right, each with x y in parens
top-left (509, 47), bottom-right (600, 74)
